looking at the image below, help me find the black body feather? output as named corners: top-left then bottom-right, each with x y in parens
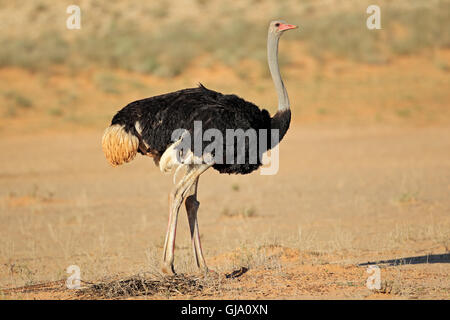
top-left (111, 84), bottom-right (290, 175)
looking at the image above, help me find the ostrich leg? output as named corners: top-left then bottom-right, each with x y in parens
top-left (185, 177), bottom-right (208, 272)
top-left (161, 163), bottom-right (211, 275)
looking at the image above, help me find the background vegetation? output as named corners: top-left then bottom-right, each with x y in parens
top-left (0, 0), bottom-right (449, 133)
top-left (0, 0), bottom-right (448, 76)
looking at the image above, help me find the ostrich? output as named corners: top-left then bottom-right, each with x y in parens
top-left (102, 20), bottom-right (297, 275)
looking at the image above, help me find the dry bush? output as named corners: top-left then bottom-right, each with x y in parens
top-left (78, 273), bottom-right (205, 299)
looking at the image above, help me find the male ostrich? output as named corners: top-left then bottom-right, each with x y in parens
top-left (102, 21), bottom-right (297, 275)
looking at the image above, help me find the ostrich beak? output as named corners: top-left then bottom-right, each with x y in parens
top-left (278, 23), bottom-right (298, 31)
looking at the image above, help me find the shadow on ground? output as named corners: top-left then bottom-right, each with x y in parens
top-left (359, 253), bottom-right (450, 266)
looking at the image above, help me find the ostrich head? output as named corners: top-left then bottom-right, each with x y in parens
top-left (268, 20), bottom-right (298, 37)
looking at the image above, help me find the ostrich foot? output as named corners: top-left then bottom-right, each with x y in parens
top-left (202, 267), bottom-right (217, 275)
top-left (161, 263), bottom-right (176, 276)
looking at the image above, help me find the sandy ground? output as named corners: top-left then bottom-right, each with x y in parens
top-left (0, 124), bottom-right (449, 299)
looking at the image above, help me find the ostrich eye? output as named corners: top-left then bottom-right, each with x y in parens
top-left (275, 23), bottom-right (280, 27)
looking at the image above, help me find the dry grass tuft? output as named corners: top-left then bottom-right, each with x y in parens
top-left (1, 267), bottom-right (252, 299)
top-left (78, 273), bottom-right (205, 299)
